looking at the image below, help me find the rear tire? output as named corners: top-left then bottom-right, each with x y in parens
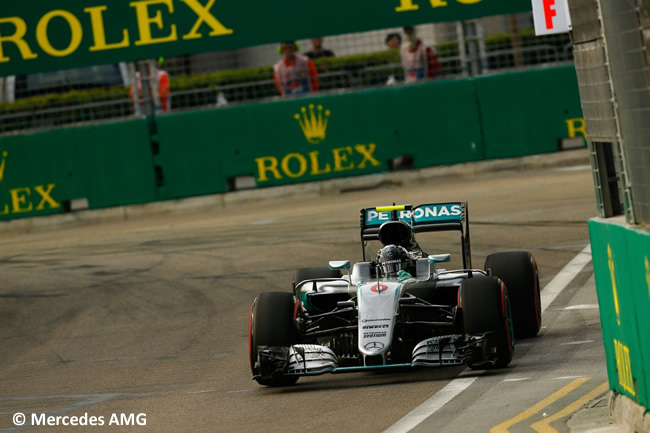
top-left (249, 292), bottom-right (299, 386)
top-left (485, 251), bottom-right (541, 338)
top-left (460, 276), bottom-right (514, 369)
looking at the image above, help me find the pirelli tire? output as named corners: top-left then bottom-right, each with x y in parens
top-left (459, 276), bottom-right (514, 369)
top-left (292, 267), bottom-right (342, 295)
top-left (485, 251), bottom-right (541, 339)
top-left (249, 292), bottom-right (299, 387)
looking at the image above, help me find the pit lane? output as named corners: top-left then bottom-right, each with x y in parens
top-left (0, 157), bottom-right (599, 432)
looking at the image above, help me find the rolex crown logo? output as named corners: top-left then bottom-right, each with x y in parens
top-left (294, 104), bottom-right (330, 144)
top-left (0, 151), bottom-right (7, 183)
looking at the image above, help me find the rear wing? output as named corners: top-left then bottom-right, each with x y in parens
top-left (359, 202), bottom-right (472, 268)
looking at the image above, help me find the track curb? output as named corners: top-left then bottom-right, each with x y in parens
top-left (609, 391), bottom-right (650, 433)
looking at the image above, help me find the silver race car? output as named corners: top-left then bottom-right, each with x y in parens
top-left (249, 202), bottom-right (541, 386)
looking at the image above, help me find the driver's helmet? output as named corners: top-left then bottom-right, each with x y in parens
top-left (376, 244), bottom-right (412, 277)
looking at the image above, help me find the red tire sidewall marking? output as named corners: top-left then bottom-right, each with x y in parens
top-left (248, 302), bottom-right (255, 365)
top-left (532, 256), bottom-right (541, 330)
top-left (292, 297), bottom-right (300, 343)
top-left (501, 281), bottom-right (513, 361)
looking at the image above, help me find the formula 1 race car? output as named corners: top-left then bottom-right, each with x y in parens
top-left (249, 202), bottom-right (541, 386)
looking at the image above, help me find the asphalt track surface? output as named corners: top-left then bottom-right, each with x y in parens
top-left (0, 157), bottom-right (602, 432)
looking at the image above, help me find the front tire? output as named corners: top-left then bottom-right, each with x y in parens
top-left (485, 251), bottom-right (541, 338)
top-left (459, 276), bottom-right (514, 369)
top-left (249, 292), bottom-right (299, 386)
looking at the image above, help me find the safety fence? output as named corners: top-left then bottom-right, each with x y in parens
top-left (0, 65), bottom-right (583, 220)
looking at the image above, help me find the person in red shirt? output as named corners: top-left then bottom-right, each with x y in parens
top-left (273, 41), bottom-right (319, 96)
top-left (129, 58), bottom-right (170, 114)
top-left (401, 26), bottom-right (441, 83)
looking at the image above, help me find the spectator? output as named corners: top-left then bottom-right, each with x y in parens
top-left (401, 26), bottom-right (441, 83)
top-left (129, 57), bottom-right (170, 115)
top-left (385, 32), bottom-right (403, 85)
top-left (273, 41), bottom-right (319, 96)
top-left (385, 32), bottom-right (402, 50)
top-left (305, 37), bottom-right (335, 60)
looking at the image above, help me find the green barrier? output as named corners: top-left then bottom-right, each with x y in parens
top-left (477, 65), bottom-right (584, 158)
top-left (627, 229), bottom-right (650, 408)
top-left (154, 79), bottom-right (484, 198)
top-left (0, 119), bottom-right (156, 220)
top-left (589, 218), bottom-right (650, 407)
top-left (0, 66), bottom-right (584, 219)
top-left (155, 66), bottom-right (583, 199)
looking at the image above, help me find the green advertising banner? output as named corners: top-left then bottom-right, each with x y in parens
top-left (0, 66), bottom-right (583, 219)
top-left (589, 218), bottom-right (650, 407)
top-left (0, 0), bottom-right (532, 76)
top-left (154, 79), bottom-right (485, 199)
top-left (154, 66), bottom-right (582, 199)
top-left (476, 66), bottom-right (584, 158)
top-left (0, 119), bottom-right (156, 220)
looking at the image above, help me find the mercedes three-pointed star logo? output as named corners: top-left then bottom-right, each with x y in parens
top-left (364, 341), bottom-right (385, 350)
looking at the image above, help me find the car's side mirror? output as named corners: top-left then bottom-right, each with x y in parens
top-left (329, 260), bottom-right (350, 270)
top-left (428, 254), bottom-right (451, 264)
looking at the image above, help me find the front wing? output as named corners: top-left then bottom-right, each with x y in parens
top-left (252, 334), bottom-right (492, 381)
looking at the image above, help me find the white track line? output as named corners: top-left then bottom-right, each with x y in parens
top-left (540, 244), bottom-right (592, 312)
top-left (382, 244), bottom-right (593, 433)
top-left (383, 377), bottom-right (478, 433)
